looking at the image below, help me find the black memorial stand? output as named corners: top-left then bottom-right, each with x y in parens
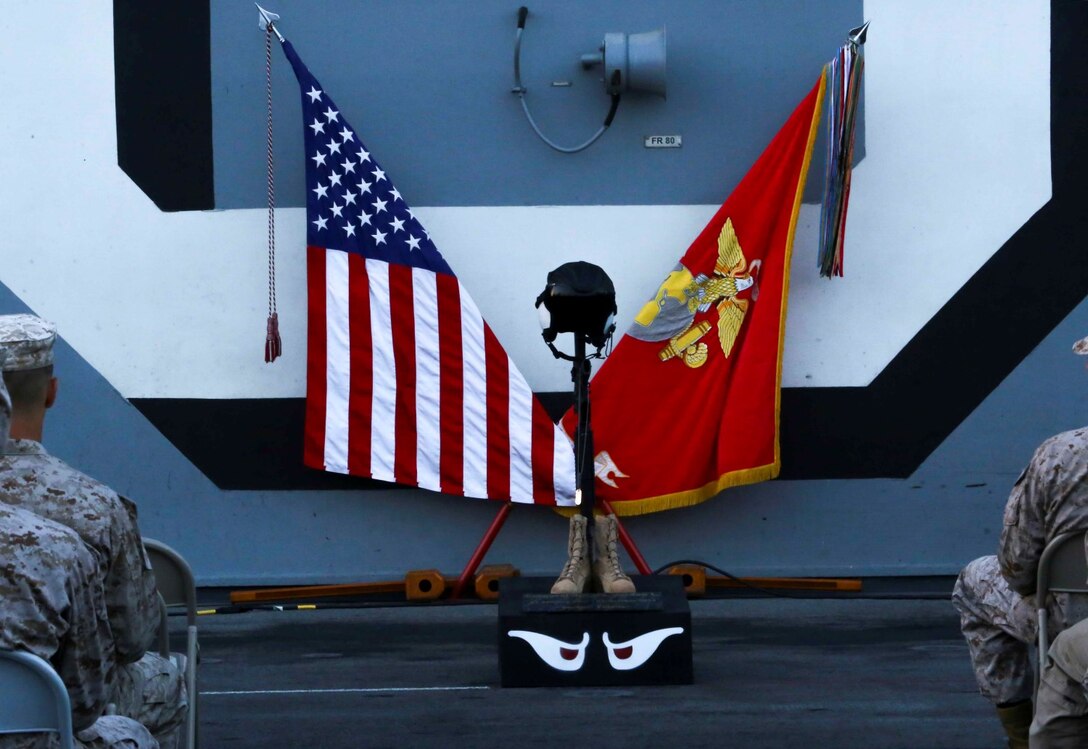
top-left (498, 575), bottom-right (693, 687)
top-left (503, 269), bottom-right (691, 687)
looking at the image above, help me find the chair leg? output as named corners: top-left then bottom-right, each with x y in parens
top-left (1035, 608), bottom-right (1050, 703)
top-left (186, 627), bottom-right (198, 749)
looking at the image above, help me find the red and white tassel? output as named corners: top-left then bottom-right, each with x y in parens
top-left (265, 312), bottom-right (282, 363)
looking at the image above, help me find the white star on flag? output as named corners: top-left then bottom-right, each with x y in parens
top-left (312, 215), bottom-right (328, 230)
top-left (343, 223), bottom-right (356, 237)
top-left (313, 183), bottom-right (328, 199)
top-left (310, 118), bottom-right (325, 135)
top-left (306, 86), bottom-right (322, 102)
top-left (391, 217), bottom-right (405, 233)
top-left (372, 229), bottom-right (387, 245)
top-left (312, 151), bottom-right (326, 167)
top-left (323, 106), bottom-right (339, 122)
top-left (330, 203), bottom-right (343, 218)
top-left (372, 198), bottom-right (387, 214)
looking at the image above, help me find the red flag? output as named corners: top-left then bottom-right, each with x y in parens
top-left (284, 42), bottom-right (576, 506)
top-left (566, 74), bottom-right (826, 515)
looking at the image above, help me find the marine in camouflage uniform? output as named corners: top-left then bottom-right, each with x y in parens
top-left (0, 315), bottom-right (186, 749)
top-left (1031, 617), bottom-right (1088, 748)
top-left (1, 350), bottom-right (7, 440)
top-left (0, 501), bottom-right (157, 749)
top-left (952, 426), bottom-right (1088, 747)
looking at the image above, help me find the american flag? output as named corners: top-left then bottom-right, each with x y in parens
top-left (283, 42), bottom-right (576, 506)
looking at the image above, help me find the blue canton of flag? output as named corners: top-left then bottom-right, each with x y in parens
top-left (284, 46), bottom-right (449, 273)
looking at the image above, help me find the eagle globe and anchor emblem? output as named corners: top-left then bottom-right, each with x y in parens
top-left (593, 218), bottom-right (760, 491)
top-left (629, 218), bottom-right (761, 369)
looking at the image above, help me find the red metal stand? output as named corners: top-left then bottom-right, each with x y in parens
top-left (449, 498), bottom-right (653, 599)
top-left (599, 498), bottom-right (652, 576)
top-left (450, 503), bottom-right (513, 599)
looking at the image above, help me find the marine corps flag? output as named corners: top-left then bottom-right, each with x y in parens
top-left (567, 74), bottom-right (826, 515)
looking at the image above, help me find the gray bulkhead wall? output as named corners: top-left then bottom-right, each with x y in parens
top-left (7, 276), bottom-right (1086, 585)
top-left (0, 1), bottom-right (1073, 585)
top-left (212, 1), bottom-right (862, 210)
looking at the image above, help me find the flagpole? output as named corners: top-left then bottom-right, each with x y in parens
top-left (573, 335), bottom-right (596, 525)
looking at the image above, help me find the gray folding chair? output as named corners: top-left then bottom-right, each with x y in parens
top-left (0, 649), bottom-right (74, 749)
top-left (1036, 530), bottom-right (1088, 681)
top-left (144, 538), bottom-right (199, 749)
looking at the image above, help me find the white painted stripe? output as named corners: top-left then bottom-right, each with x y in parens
top-left (507, 364), bottom-right (534, 503)
top-left (553, 425), bottom-right (576, 505)
top-left (367, 259), bottom-right (396, 483)
top-left (203, 686), bottom-right (490, 697)
top-left (413, 268), bottom-right (441, 492)
top-left (460, 289), bottom-right (488, 498)
top-left (323, 252), bottom-right (351, 474)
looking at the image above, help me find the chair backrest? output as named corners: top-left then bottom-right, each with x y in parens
top-left (144, 538), bottom-right (198, 627)
top-left (1037, 531), bottom-right (1088, 595)
top-left (0, 649), bottom-right (74, 749)
top-left (142, 538), bottom-right (201, 749)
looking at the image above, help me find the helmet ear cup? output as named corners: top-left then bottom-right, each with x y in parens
top-left (536, 262), bottom-right (617, 350)
top-left (603, 311), bottom-right (616, 341)
top-left (536, 294), bottom-right (556, 342)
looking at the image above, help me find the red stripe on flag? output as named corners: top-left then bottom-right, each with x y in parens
top-left (346, 253), bottom-right (373, 477)
top-left (531, 399), bottom-right (557, 505)
top-left (483, 325), bottom-right (511, 500)
top-left (436, 274), bottom-right (465, 495)
top-left (303, 246), bottom-right (327, 470)
top-left (388, 263), bottom-right (418, 486)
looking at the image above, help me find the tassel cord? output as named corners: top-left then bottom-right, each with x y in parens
top-left (264, 27), bottom-right (283, 362)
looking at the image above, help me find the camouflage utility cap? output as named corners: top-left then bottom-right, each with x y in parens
top-left (0, 313), bottom-right (57, 371)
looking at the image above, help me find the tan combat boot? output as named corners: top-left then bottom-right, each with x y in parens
top-left (550, 514), bottom-right (590, 594)
top-left (593, 514), bottom-right (636, 593)
top-left (996, 700), bottom-right (1031, 749)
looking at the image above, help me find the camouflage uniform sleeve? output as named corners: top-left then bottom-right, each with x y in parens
top-left (998, 445), bottom-right (1049, 597)
top-left (105, 495), bottom-right (160, 663)
top-left (60, 539), bottom-right (114, 731)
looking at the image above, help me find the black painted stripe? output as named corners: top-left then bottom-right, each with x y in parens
top-left (113, 0), bottom-right (214, 211)
top-left (131, 398), bottom-right (398, 491)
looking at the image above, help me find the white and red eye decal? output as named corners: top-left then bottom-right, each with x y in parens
top-left (602, 627), bottom-right (684, 671)
top-left (507, 630), bottom-right (590, 672)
